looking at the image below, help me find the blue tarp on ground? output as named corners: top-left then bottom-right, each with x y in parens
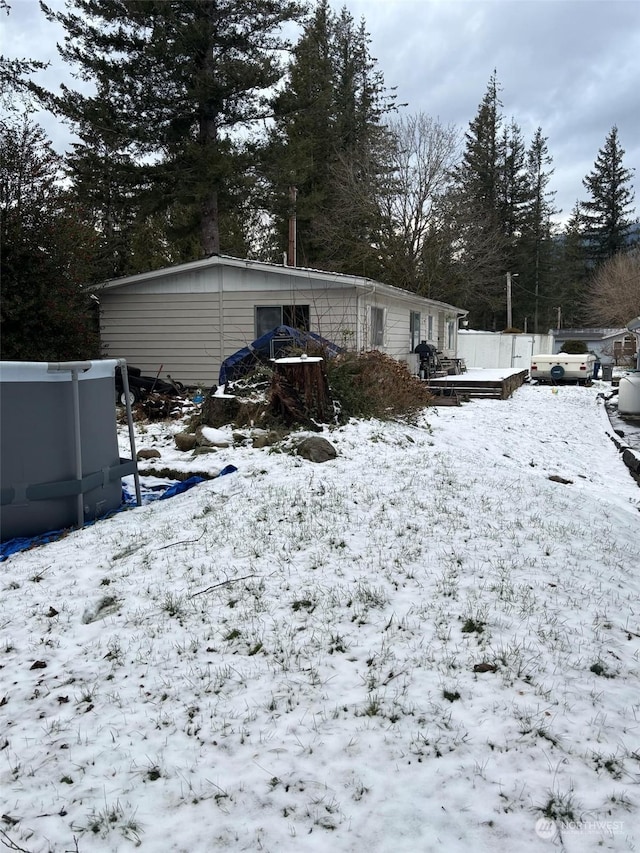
top-left (0, 466), bottom-right (238, 561)
top-left (218, 325), bottom-right (343, 386)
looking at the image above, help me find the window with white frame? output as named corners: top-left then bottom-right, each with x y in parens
top-left (410, 311), bottom-right (421, 351)
top-left (427, 314), bottom-right (434, 341)
top-left (370, 307), bottom-right (385, 348)
top-left (255, 304), bottom-right (310, 338)
top-left (447, 320), bottom-right (455, 350)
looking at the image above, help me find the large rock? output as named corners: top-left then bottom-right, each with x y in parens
top-left (195, 425), bottom-right (230, 448)
top-left (174, 432), bottom-right (197, 452)
top-left (253, 431), bottom-right (283, 449)
top-left (622, 448), bottom-right (640, 474)
top-left (295, 436), bottom-right (337, 463)
top-left (136, 448), bottom-right (161, 461)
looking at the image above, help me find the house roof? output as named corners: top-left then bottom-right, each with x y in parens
top-left (100, 253), bottom-right (467, 316)
top-left (552, 328), bottom-right (628, 341)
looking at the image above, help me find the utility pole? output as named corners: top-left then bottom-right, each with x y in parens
top-left (556, 305), bottom-right (562, 330)
top-left (288, 186), bottom-right (297, 267)
top-left (506, 272), bottom-right (518, 328)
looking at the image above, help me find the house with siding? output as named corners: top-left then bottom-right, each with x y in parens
top-left (98, 255), bottom-right (467, 388)
top-left (552, 328), bottom-right (638, 366)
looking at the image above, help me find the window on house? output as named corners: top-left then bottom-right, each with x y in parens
top-left (370, 307), bottom-right (385, 348)
top-left (427, 314), bottom-right (434, 341)
top-left (255, 304), bottom-right (310, 338)
top-left (447, 320), bottom-right (455, 350)
top-left (410, 311), bottom-right (421, 351)
top-left (283, 304), bottom-right (310, 331)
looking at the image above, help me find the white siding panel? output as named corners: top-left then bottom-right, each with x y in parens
top-left (100, 292), bottom-right (221, 387)
top-left (99, 258), bottom-right (465, 385)
top-left (219, 287), bottom-right (359, 363)
top-left (102, 267), bottom-right (222, 295)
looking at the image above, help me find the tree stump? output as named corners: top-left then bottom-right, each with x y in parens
top-left (270, 355), bottom-right (331, 427)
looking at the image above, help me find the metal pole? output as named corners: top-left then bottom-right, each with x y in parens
top-left (506, 272), bottom-right (512, 329)
top-left (70, 369), bottom-right (84, 528)
top-left (288, 186), bottom-right (297, 267)
top-left (118, 359), bottom-right (141, 507)
top-left (47, 362), bottom-right (91, 529)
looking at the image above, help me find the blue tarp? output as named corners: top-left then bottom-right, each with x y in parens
top-left (0, 465), bottom-right (238, 561)
top-left (218, 325), bottom-right (343, 386)
top-left (120, 465), bottom-right (237, 506)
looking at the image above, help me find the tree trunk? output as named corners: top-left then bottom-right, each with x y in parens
top-left (201, 188), bottom-right (220, 256)
top-left (270, 358), bottom-right (331, 427)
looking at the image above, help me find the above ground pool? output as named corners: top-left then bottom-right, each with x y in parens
top-left (0, 360), bottom-right (138, 541)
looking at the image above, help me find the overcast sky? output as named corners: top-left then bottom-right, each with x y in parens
top-left (2, 0), bottom-right (638, 227)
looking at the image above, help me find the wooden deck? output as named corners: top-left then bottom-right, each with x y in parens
top-left (427, 368), bottom-right (529, 400)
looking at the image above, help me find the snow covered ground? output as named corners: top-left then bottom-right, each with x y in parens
top-left (1, 382), bottom-right (639, 853)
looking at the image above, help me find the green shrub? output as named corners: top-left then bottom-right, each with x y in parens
top-left (560, 339), bottom-right (588, 354)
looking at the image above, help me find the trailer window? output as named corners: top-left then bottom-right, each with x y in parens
top-left (370, 307), bottom-right (385, 348)
top-left (410, 311), bottom-right (421, 351)
top-left (256, 305), bottom-right (310, 338)
top-left (447, 321), bottom-right (455, 350)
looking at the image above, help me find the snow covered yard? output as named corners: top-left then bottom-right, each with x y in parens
top-left (1, 383), bottom-right (639, 853)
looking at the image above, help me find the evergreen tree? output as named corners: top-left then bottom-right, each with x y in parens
top-left (34, 0), bottom-right (307, 258)
top-left (0, 1), bottom-right (47, 106)
top-left (265, 1), bottom-right (395, 272)
top-left (448, 72), bottom-right (510, 328)
top-left (63, 91), bottom-right (149, 279)
top-left (514, 128), bottom-right (558, 332)
top-left (0, 116), bottom-right (100, 360)
top-left (497, 119), bottom-right (529, 245)
top-left (581, 125), bottom-right (635, 263)
top-left (553, 202), bottom-right (590, 327)
top-left (265, 0), bottom-right (336, 264)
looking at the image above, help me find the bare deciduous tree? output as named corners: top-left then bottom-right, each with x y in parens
top-left (585, 248), bottom-right (640, 326)
top-left (376, 113), bottom-right (461, 291)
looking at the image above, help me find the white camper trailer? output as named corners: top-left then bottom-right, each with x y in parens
top-left (530, 353), bottom-right (596, 384)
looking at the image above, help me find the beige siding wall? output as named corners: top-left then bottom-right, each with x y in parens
top-left (359, 293), bottom-right (458, 362)
top-left (219, 281), bottom-right (360, 363)
top-left (99, 260), bottom-right (461, 386)
top-left (100, 292), bottom-right (221, 388)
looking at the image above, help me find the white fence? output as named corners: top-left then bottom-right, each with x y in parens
top-left (457, 331), bottom-right (553, 370)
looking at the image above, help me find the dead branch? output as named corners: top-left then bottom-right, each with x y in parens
top-left (191, 574), bottom-right (260, 597)
top-left (157, 530), bottom-right (206, 551)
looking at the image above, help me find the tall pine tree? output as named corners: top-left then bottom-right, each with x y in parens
top-left (447, 72), bottom-right (510, 328)
top-left (581, 125), bottom-right (635, 264)
top-left (265, 1), bottom-right (395, 272)
top-left (515, 128), bottom-right (558, 332)
top-left (0, 116), bottom-right (100, 360)
top-left (34, 0), bottom-right (307, 259)
top-left (553, 202), bottom-right (590, 328)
